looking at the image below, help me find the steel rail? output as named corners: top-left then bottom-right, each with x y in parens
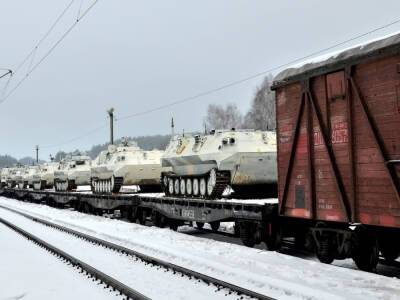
top-left (0, 216), bottom-right (150, 300)
top-left (0, 204), bottom-right (275, 300)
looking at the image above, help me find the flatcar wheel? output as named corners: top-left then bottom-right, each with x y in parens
top-left (180, 179), bottom-right (186, 195)
top-left (199, 178), bottom-right (206, 196)
top-left (174, 179), bottom-right (180, 195)
top-left (192, 178), bottom-right (199, 196)
top-left (186, 179), bottom-right (192, 195)
top-left (352, 228), bottom-right (379, 272)
top-left (196, 222), bottom-right (204, 229)
top-left (168, 178), bottom-right (174, 195)
top-left (207, 169), bottom-right (217, 196)
top-left (210, 221), bottom-right (220, 232)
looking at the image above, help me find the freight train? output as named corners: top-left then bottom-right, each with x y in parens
top-left (1, 31), bottom-right (400, 272)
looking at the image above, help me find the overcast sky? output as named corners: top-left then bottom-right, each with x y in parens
top-left (1, 0), bottom-right (400, 160)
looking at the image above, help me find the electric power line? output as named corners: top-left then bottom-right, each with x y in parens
top-left (18, 16), bottom-right (400, 150)
top-left (1, 0), bottom-right (100, 105)
top-left (13, 0), bottom-right (76, 75)
top-left (117, 17), bottom-right (400, 121)
top-left (41, 123), bottom-right (107, 149)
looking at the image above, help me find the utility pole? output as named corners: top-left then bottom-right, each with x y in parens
top-left (107, 108), bottom-right (114, 145)
top-left (171, 117), bottom-right (175, 137)
top-left (35, 145), bottom-right (39, 164)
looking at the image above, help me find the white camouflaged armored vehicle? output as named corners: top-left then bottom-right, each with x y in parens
top-left (7, 166), bottom-right (24, 188)
top-left (21, 165), bottom-right (40, 188)
top-left (32, 161), bottom-right (59, 190)
top-left (161, 129), bottom-right (277, 199)
top-left (91, 141), bottom-right (163, 194)
top-left (1, 167), bottom-right (10, 187)
top-left (54, 155), bottom-right (91, 191)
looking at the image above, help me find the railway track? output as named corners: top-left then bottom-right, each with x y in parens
top-left (0, 204), bottom-right (275, 300)
top-left (0, 216), bottom-right (149, 300)
top-left (190, 224), bottom-right (400, 277)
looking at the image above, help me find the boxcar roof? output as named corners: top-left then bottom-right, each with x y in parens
top-left (272, 30), bottom-right (400, 88)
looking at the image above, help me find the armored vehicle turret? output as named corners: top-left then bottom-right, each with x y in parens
top-left (21, 165), bottom-right (40, 188)
top-left (32, 161), bottom-right (59, 190)
top-left (161, 129), bottom-right (277, 199)
top-left (91, 141), bottom-right (163, 194)
top-left (54, 155), bottom-right (91, 191)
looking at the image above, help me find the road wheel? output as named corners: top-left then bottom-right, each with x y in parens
top-left (207, 169), bottom-right (217, 196)
top-left (180, 179), bottom-right (186, 196)
top-left (192, 178), bottom-right (199, 196)
top-left (199, 178), bottom-right (206, 196)
top-left (186, 179), bottom-right (192, 195)
top-left (110, 176), bottom-right (115, 193)
top-left (174, 179), bottom-right (180, 195)
top-left (168, 178), bottom-right (174, 195)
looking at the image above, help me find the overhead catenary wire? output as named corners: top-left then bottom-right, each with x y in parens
top-left (13, 0), bottom-right (76, 75)
top-left (0, 69), bottom-right (13, 102)
top-left (12, 16), bottom-right (400, 152)
top-left (117, 16), bottom-right (400, 121)
top-left (1, 0), bottom-right (100, 105)
top-left (41, 123), bottom-right (107, 149)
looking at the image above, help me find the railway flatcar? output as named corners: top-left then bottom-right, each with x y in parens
top-left (271, 32), bottom-right (400, 270)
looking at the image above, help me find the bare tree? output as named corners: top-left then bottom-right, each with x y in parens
top-left (204, 103), bottom-right (243, 130)
top-left (243, 75), bottom-right (276, 131)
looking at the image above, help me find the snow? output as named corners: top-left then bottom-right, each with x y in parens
top-left (215, 198), bottom-right (278, 205)
top-left (290, 30), bottom-right (400, 69)
top-left (0, 208), bottom-right (242, 300)
top-left (275, 30), bottom-right (400, 80)
top-left (0, 221), bottom-right (121, 300)
top-left (1, 197), bottom-right (400, 300)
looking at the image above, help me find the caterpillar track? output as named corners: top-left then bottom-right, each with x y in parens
top-left (161, 169), bottom-right (230, 199)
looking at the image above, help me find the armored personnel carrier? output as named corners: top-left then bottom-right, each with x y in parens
top-left (7, 166), bottom-right (24, 188)
top-left (32, 161), bottom-right (59, 190)
top-left (54, 155), bottom-right (91, 191)
top-left (21, 165), bottom-right (40, 188)
top-left (91, 141), bottom-right (163, 194)
top-left (161, 129), bottom-right (277, 199)
top-left (0, 167), bottom-right (10, 187)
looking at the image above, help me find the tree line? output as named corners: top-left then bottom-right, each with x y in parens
top-left (204, 75), bottom-right (275, 131)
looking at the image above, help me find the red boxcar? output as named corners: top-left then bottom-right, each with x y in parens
top-left (272, 33), bottom-right (400, 270)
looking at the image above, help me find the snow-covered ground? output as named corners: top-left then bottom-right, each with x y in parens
top-left (0, 208), bottom-right (240, 300)
top-left (1, 197), bottom-right (400, 300)
top-left (0, 221), bottom-right (121, 300)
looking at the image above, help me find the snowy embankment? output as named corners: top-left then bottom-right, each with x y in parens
top-left (1, 197), bottom-right (400, 300)
top-left (0, 221), bottom-right (120, 300)
top-left (0, 208), bottom-right (239, 300)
